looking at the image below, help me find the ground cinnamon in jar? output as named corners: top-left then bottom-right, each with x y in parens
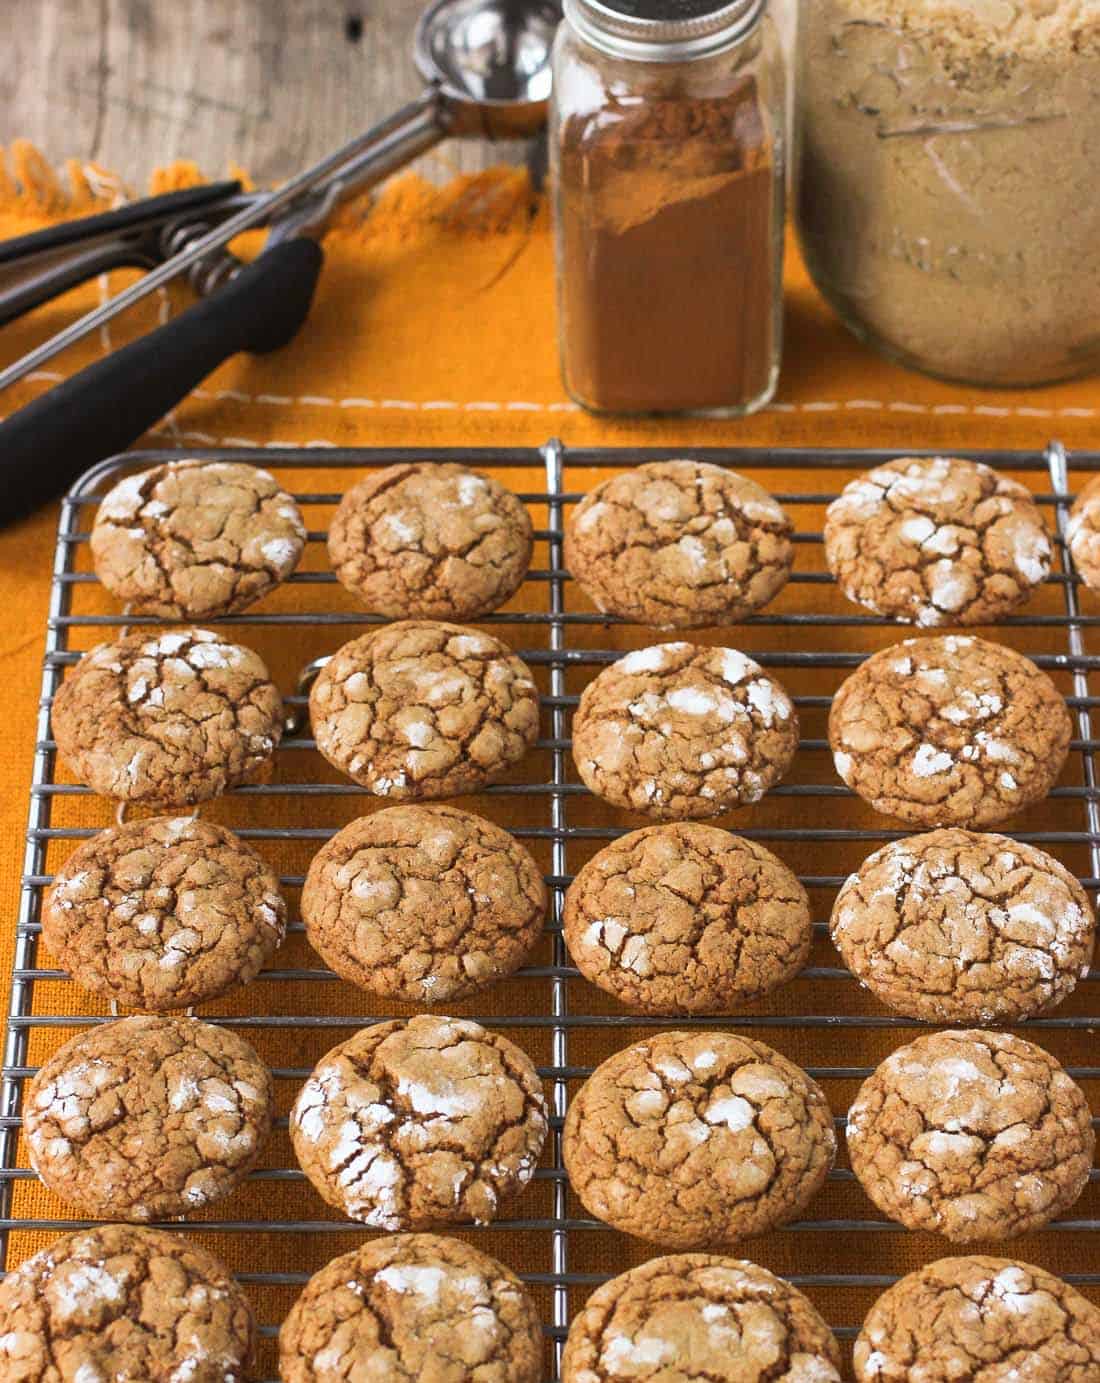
top-left (550, 0), bottom-right (786, 416)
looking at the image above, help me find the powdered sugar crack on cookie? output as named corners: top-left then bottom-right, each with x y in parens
top-left (572, 643), bottom-right (798, 819)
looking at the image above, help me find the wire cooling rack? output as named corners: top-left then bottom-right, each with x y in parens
top-left (3, 439), bottom-right (1100, 1380)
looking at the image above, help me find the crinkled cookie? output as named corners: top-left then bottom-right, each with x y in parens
top-left (1067, 472), bottom-right (1100, 595)
top-left (302, 805), bottom-right (546, 1003)
top-left (847, 1030), bottom-right (1094, 1242)
top-left (43, 815), bottom-right (286, 1011)
top-left (854, 1256), bottom-right (1100, 1382)
top-left (279, 1233), bottom-right (543, 1383)
top-left (831, 829), bottom-right (1095, 1023)
top-left (51, 627), bottom-right (283, 807)
top-left (829, 635), bottom-right (1070, 827)
top-left (290, 1014), bottom-right (547, 1229)
top-left (562, 1254), bottom-right (841, 1383)
top-left (91, 459), bottom-right (305, 617)
top-left (329, 462), bottom-right (533, 619)
top-left (565, 460), bottom-right (794, 627)
top-left (572, 643), bottom-right (798, 820)
top-left (0, 1224), bottom-right (256, 1383)
top-left (825, 456), bottom-right (1050, 625)
top-left (25, 1014), bottom-right (273, 1221)
top-left (564, 823), bottom-right (810, 1014)
top-left (309, 621), bottom-right (540, 799)
top-left (563, 1030), bottom-right (835, 1248)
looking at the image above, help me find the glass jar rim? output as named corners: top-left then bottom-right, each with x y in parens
top-left (563, 0), bottom-right (766, 62)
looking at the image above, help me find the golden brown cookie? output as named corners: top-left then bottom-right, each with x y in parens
top-left (563, 1031), bottom-right (835, 1249)
top-left (564, 824), bottom-right (810, 1014)
top-left (565, 460), bottom-right (794, 627)
top-left (572, 643), bottom-right (798, 820)
top-left (43, 815), bottom-right (286, 1012)
top-left (279, 1233), bottom-right (543, 1383)
top-left (854, 1256), bottom-right (1100, 1382)
top-left (847, 1030), bottom-right (1094, 1243)
top-left (561, 1254), bottom-right (841, 1383)
top-left (302, 805), bottom-right (546, 1004)
top-left (25, 1014), bottom-right (273, 1221)
top-left (328, 462), bottom-right (533, 619)
top-left (309, 620), bottom-right (540, 799)
top-left (290, 1014), bottom-right (547, 1229)
top-left (825, 456), bottom-right (1051, 625)
top-left (51, 628), bottom-right (283, 807)
top-left (91, 458), bottom-right (306, 617)
top-left (1067, 473), bottom-right (1100, 594)
top-left (831, 829), bottom-right (1096, 1023)
top-left (829, 635), bottom-right (1070, 827)
top-left (0, 1225), bottom-right (256, 1382)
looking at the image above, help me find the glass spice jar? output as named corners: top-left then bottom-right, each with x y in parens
top-left (795, 0), bottom-right (1100, 388)
top-left (550, 0), bottom-right (788, 416)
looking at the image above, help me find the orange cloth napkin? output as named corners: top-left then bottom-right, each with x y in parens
top-left (0, 142), bottom-right (1097, 1375)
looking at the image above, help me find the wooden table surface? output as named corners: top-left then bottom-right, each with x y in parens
top-left (5, 1), bottom-right (796, 188)
top-left (4, 0), bottom-right (528, 187)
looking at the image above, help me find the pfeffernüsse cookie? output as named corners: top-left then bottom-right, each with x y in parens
top-left (51, 627), bottom-right (283, 806)
top-left (572, 643), bottom-right (798, 819)
top-left (829, 635), bottom-right (1070, 827)
top-left (563, 1030), bottom-right (835, 1248)
top-left (565, 460), bottom-right (794, 627)
top-left (301, 805), bottom-right (546, 1003)
top-left (91, 458), bottom-right (306, 618)
top-left (564, 823), bottom-right (810, 1014)
top-left (290, 1014), bottom-right (547, 1229)
top-left (825, 456), bottom-right (1051, 626)
top-left (329, 462), bottom-right (533, 619)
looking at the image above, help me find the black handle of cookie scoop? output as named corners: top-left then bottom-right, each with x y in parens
top-left (0, 236), bottom-right (324, 529)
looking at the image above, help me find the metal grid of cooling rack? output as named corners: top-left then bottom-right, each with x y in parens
top-left (3, 439), bottom-right (1100, 1379)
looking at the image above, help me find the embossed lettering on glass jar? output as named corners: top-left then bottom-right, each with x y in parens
top-left (795, 0), bottom-right (1100, 387)
top-left (551, 0), bottom-right (787, 415)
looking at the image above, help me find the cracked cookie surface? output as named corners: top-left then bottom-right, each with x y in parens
top-left (847, 1030), bottom-right (1094, 1243)
top-left (25, 1014), bottom-right (273, 1221)
top-left (279, 1233), bottom-right (542, 1383)
top-left (561, 1253), bottom-right (841, 1383)
top-left (829, 635), bottom-right (1070, 827)
top-left (1067, 474), bottom-right (1100, 595)
top-left (854, 1255), bottom-right (1100, 1382)
top-left (572, 643), bottom-right (798, 820)
top-left (831, 829), bottom-right (1095, 1023)
top-left (565, 460), bottom-right (794, 628)
top-left (309, 621), bottom-right (540, 799)
top-left (0, 1224), bottom-right (255, 1383)
top-left (329, 462), bottom-right (533, 619)
top-left (91, 459), bottom-right (306, 618)
top-left (51, 627), bottom-right (283, 807)
top-left (290, 1014), bottom-right (547, 1229)
top-left (824, 457), bottom-right (1051, 626)
top-left (43, 815), bottom-right (286, 1011)
top-left (563, 1031), bottom-right (835, 1248)
top-left (564, 824), bottom-right (810, 1015)
top-left (302, 805), bottom-right (546, 1004)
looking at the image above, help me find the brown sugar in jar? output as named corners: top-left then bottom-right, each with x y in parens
top-left (551, 0), bottom-right (787, 416)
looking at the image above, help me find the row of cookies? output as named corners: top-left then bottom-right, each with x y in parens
top-left (51, 618), bottom-right (1076, 834)
top-left (7, 1222), bottom-right (1098, 1382)
top-left (24, 1010), bottom-right (1092, 1249)
top-left (44, 807), bottom-right (1094, 1026)
top-left (88, 454), bottom-right (1100, 628)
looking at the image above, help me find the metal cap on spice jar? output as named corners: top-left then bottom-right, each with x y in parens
top-left (563, 0), bottom-right (766, 61)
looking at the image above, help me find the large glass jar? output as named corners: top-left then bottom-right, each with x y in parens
top-left (551, 0), bottom-right (787, 416)
top-left (795, 0), bottom-right (1100, 388)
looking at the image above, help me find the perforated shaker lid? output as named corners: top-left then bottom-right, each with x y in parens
top-left (563, 0), bottom-right (766, 60)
